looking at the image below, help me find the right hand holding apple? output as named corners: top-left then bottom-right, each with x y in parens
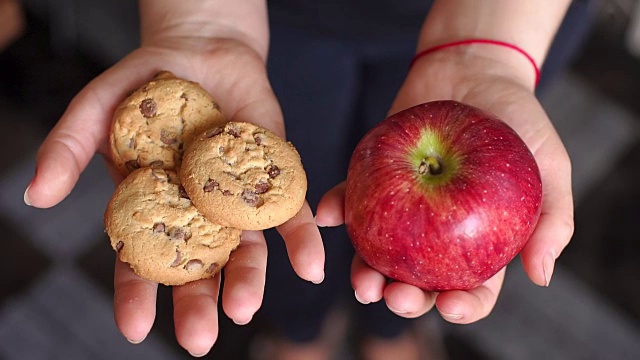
top-left (316, 48), bottom-right (573, 324)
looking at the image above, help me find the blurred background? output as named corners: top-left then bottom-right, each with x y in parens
top-left (1, 0), bottom-right (639, 359)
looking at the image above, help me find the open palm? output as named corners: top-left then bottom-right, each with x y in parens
top-left (26, 39), bottom-right (325, 356)
top-left (316, 54), bottom-right (573, 324)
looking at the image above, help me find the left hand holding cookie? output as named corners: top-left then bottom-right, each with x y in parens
top-left (24, 0), bottom-right (324, 356)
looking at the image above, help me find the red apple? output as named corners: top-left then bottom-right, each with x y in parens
top-left (345, 100), bottom-right (542, 291)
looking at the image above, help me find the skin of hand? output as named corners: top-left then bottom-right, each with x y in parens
top-left (23, 33), bottom-right (325, 358)
top-left (315, 45), bottom-right (574, 324)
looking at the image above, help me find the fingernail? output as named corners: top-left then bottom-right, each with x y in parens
top-left (24, 185), bottom-right (32, 206)
top-left (441, 313), bottom-right (463, 321)
top-left (311, 271), bottom-right (325, 284)
top-left (233, 316), bottom-right (253, 325)
top-left (354, 290), bottom-right (370, 304)
top-left (127, 336), bottom-right (146, 344)
top-left (188, 351), bottom-right (210, 358)
top-left (314, 216), bottom-right (328, 228)
top-left (388, 306), bottom-right (409, 315)
top-left (543, 251), bottom-right (556, 287)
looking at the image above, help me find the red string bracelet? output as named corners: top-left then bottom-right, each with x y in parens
top-left (410, 39), bottom-right (540, 87)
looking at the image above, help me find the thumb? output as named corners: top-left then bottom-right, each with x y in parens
top-left (25, 60), bottom-right (161, 208)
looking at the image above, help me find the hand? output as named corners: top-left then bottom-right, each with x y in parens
top-left (25, 37), bottom-right (325, 356)
top-left (316, 47), bottom-right (573, 324)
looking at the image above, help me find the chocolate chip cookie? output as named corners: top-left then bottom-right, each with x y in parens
top-left (104, 167), bottom-right (242, 286)
top-left (110, 71), bottom-right (227, 176)
top-left (180, 122), bottom-right (307, 230)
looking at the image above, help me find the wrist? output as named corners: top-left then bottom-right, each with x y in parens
top-left (390, 48), bottom-right (536, 116)
top-left (418, 0), bottom-right (571, 67)
top-left (412, 40), bottom-right (539, 91)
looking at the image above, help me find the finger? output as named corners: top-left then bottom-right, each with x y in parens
top-left (221, 230), bottom-right (267, 325)
top-left (173, 276), bottom-right (221, 357)
top-left (383, 282), bottom-right (437, 318)
top-left (351, 255), bottom-right (386, 304)
top-left (276, 201), bottom-right (325, 284)
top-left (315, 182), bottom-right (346, 227)
top-left (520, 147), bottom-right (574, 287)
top-left (113, 258), bottom-right (158, 344)
top-left (435, 267), bottom-right (506, 324)
top-left (25, 59), bottom-right (161, 208)
top-left (26, 92), bottom-right (109, 208)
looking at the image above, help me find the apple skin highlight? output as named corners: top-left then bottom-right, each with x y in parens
top-left (344, 100), bottom-right (542, 291)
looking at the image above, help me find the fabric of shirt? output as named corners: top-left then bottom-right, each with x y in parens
top-left (268, 0), bottom-right (432, 38)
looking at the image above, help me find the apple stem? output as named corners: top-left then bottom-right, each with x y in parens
top-left (419, 156), bottom-right (443, 176)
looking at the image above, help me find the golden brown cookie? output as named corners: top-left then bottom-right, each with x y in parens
top-left (180, 122), bottom-right (307, 230)
top-left (110, 71), bottom-right (227, 177)
top-left (104, 167), bottom-right (242, 286)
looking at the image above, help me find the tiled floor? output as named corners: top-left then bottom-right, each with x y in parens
top-left (1, 3), bottom-right (640, 360)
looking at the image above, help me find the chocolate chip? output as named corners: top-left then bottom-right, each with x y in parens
top-left (227, 126), bottom-right (241, 138)
top-left (115, 241), bottom-right (124, 252)
top-left (267, 165), bottom-right (280, 179)
top-left (171, 250), bottom-right (182, 267)
top-left (149, 160), bottom-right (164, 167)
top-left (184, 259), bottom-right (203, 272)
top-left (160, 129), bottom-right (177, 145)
top-left (255, 180), bottom-right (270, 194)
top-left (203, 179), bottom-right (219, 192)
top-left (241, 189), bottom-right (262, 207)
top-left (254, 135), bottom-right (264, 145)
top-left (206, 262), bottom-right (220, 274)
top-left (153, 222), bottom-right (166, 234)
top-left (126, 160), bottom-right (140, 172)
top-left (140, 99), bottom-right (157, 117)
top-left (178, 186), bottom-right (190, 199)
top-left (169, 227), bottom-right (191, 241)
top-left (128, 138), bottom-right (136, 149)
top-left (205, 127), bottom-right (224, 138)
top-left (223, 190), bottom-right (232, 196)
